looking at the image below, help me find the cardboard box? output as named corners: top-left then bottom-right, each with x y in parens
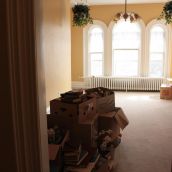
top-left (96, 94), bottom-right (115, 113)
top-left (65, 148), bottom-right (100, 172)
top-left (47, 113), bottom-right (73, 131)
top-left (85, 87), bottom-right (115, 113)
top-left (160, 84), bottom-right (172, 100)
top-left (49, 144), bottom-right (60, 161)
top-left (96, 145), bottom-right (120, 172)
top-left (48, 131), bottom-right (69, 172)
top-left (76, 114), bottom-right (98, 147)
top-left (114, 107), bottom-right (129, 130)
top-left (98, 111), bottom-right (120, 138)
top-left (48, 130), bottom-right (69, 160)
top-left (98, 107), bottom-right (129, 132)
top-left (50, 97), bottom-right (96, 123)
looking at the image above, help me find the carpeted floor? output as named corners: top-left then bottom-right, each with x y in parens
top-left (114, 92), bottom-right (172, 172)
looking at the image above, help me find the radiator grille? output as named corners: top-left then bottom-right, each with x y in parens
top-left (85, 77), bottom-right (166, 91)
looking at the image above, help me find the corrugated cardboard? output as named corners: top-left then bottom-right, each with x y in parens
top-left (49, 144), bottom-right (60, 160)
top-left (85, 87), bottom-right (115, 113)
top-left (96, 94), bottom-right (115, 113)
top-left (114, 107), bottom-right (129, 130)
top-left (98, 112), bottom-right (120, 138)
top-left (50, 97), bottom-right (97, 123)
top-left (99, 107), bottom-right (129, 131)
top-left (160, 84), bottom-right (172, 100)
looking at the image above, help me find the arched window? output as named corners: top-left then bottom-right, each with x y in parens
top-left (112, 20), bottom-right (141, 76)
top-left (146, 19), bottom-right (171, 78)
top-left (83, 20), bottom-right (106, 77)
top-left (83, 19), bottom-right (171, 79)
top-left (88, 26), bottom-right (104, 76)
top-left (149, 25), bottom-right (165, 77)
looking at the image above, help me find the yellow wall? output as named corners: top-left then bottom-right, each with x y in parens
top-left (42, 0), bottom-right (71, 106)
top-left (71, 3), bottom-right (172, 81)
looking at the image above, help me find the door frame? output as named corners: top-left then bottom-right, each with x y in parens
top-left (1, 0), bottom-right (49, 171)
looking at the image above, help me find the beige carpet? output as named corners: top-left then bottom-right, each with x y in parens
top-left (114, 92), bottom-right (172, 172)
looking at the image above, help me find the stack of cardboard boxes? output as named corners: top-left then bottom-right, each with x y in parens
top-left (85, 88), bottom-right (129, 172)
top-left (48, 87), bottom-right (129, 172)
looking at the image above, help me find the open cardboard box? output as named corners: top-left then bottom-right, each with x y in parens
top-left (114, 107), bottom-right (129, 130)
top-left (98, 107), bottom-right (129, 131)
top-left (85, 87), bottom-right (115, 113)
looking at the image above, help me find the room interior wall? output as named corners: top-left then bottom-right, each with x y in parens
top-left (71, 3), bottom-right (172, 81)
top-left (42, 0), bottom-right (71, 106)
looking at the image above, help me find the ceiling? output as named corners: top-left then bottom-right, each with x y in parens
top-left (71, 0), bottom-right (167, 5)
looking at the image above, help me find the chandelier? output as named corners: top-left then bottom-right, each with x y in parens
top-left (114, 0), bottom-right (140, 23)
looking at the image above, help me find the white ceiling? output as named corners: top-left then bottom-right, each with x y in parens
top-left (71, 0), bottom-right (167, 5)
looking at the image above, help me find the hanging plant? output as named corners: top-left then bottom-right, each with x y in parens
top-left (158, 1), bottom-right (172, 24)
top-left (72, 4), bottom-right (93, 27)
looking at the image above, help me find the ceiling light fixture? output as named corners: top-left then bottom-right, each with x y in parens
top-left (114, 0), bottom-right (140, 23)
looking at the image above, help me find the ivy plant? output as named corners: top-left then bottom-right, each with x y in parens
top-left (72, 4), bottom-right (93, 27)
top-left (158, 1), bottom-right (172, 24)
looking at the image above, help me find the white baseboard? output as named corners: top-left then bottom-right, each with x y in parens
top-left (72, 81), bottom-right (86, 89)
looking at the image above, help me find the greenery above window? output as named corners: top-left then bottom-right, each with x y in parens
top-left (72, 4), bottom-right (93, 27)
top-left (158, 1), bottom-right (172, 24)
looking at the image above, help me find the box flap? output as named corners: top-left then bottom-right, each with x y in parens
top-left (114, 107), bottom-right (129, 130)
top-left (98, 108), bottom-right (129, 130)
top-left (49, 144), bottom-right (60, 160)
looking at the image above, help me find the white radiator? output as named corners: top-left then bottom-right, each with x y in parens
top-left (84, 77), bottom-right (166, 91)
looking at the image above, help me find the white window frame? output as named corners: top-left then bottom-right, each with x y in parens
top-left (145, 19), bottom-right (172, 78)
top-left (108, 18), bottom-right (145, 77)
top-left (83, 19), bottom-right (171, 79)
top-left (83, 20), bottom-right (107, 77)
top-left (88, 26), bottom-right (104, 76)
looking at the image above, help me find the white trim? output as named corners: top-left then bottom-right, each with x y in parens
top-left (72, 81), bottom-right (86, 89)
top-left (83, 20), bottom-right (108, 77)
top-left (167, 24), bottom-right (172, 77)
top-left (140, 20), bottom-right (146, 77)
top-left (107, 21), bottom-right (113, 76)
top-left (35, 1), bottom-right (49, 171)
top-left (145, 19), bottom-right (171, 78)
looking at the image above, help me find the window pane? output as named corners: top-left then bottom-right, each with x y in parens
top-left (149, 53), bottom-right (164, 77)
top-left (113, 50), bottom-right (138, 76)
top-left (90, 53), bottom-right (103, 76)
top-left (89, 27), bottom-right (103, 53)
top-left (149, 26), bottom-right (165, 77)
top-left (112, 20), bottom-right (141, 49)
top-left (88, 26), bottom-right (104, 76)
top-left (150, 26), bottom-right (164, 52)
top-left (112, 20), bottom-right (140, 76)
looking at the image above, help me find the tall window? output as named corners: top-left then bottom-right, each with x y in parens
top-left (149, 25), bottom-right (165, 77)
top-left (112, 20), bottom-right (141, 76)
top-left (84, 19), bottom-right (170, 78)
top-left (88, 26), bottom-right (104, 76)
